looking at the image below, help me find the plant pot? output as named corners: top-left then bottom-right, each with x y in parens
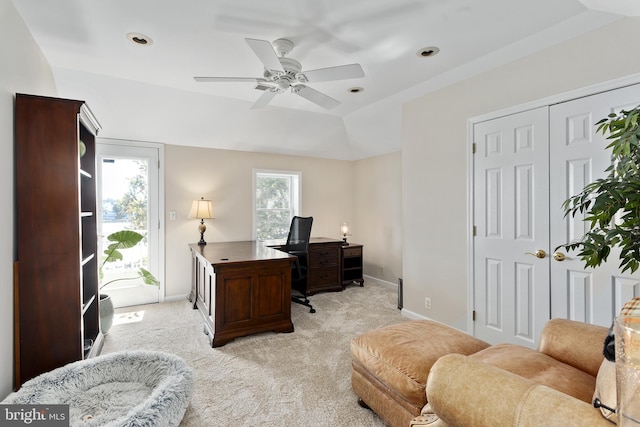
top-left (99, 294), bottom-right (114, 335)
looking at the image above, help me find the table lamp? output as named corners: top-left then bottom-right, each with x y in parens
top-left (189, 197), bottom-right (214, 245)
top-left (341, 222), bottom-right (350, 245)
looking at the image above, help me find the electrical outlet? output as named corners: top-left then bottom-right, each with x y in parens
top-left (169, 210), bottom-right (177, 220)
top-left (424, 297), bottom-right (432, 310)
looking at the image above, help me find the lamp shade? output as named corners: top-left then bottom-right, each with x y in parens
top-left (189, 197), bottom-right (214, 219)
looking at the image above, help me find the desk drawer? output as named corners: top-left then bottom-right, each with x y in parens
top-left (309, 244), bottom-right (340, 268)
top-left (309, 267), bottom-right (340, 287)
top-left (343, 246), bottom-right (362, 258)
top-left (307, 266), bottom-right (342, 295)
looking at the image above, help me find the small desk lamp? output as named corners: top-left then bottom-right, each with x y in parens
top-left (340, 222), bottom-right (350, 245)
top-left (189, 197), bottom-right (214, 245)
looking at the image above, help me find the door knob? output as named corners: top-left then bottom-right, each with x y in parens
top-left (553, 252), bottom-right (568, 261)
top-left (525, 250), bottom-right (547, 259)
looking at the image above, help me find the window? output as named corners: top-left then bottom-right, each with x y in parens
top-left (254, 170), bottom-right (301, 241)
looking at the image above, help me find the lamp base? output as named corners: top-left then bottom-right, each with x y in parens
top-left (198, 220), bottom-right (207, 245)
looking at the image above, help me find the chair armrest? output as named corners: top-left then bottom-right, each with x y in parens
top-left (538, 319), bottom-right (608, 377)
top-left (426, 354), bottom-right (610, 427)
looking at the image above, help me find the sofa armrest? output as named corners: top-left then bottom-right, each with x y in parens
top-left (538, 318), bottom-right (608, 377)
top-left (426, 354), bottom-right (610, 427)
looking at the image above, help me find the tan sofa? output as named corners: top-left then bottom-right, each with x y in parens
top-left (351, 318), bottom-right (611, 427)
top-left (351, 320), bottom-right (491, 427)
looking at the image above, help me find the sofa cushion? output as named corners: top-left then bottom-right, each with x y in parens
top-left (351, 320), bottom-right (490, 408)
top-left (470, 343), bottom-right (596, 403)
top-left (538, 318), bottom-right (608, 377)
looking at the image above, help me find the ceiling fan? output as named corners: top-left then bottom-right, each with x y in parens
top-left (194, 38), bottom-right (365, 110)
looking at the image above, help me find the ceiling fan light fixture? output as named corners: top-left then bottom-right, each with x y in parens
top-left (276, 79), bottom-right (290, 91)
top-left (194, 37), bottom-right (365, 110)
top-left (416, 46), bottom-right (440, 58)
top-left (127, 32), bottom-right (153, 46)
top-left (348, 87), bottom-right (364, 94)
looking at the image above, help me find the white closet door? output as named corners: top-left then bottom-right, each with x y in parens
top-left (473, 107), bottom-right (550, 348)
top-left (549, 85), bottom-right (640, 326)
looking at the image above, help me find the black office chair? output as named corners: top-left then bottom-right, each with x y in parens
top-left (281, 216), bottom-right (315, 313)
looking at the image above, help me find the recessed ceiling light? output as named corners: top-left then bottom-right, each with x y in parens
top-left (348, 87), bottom-right (364, 94)
top-left (127, 32), bottom-right (153, 46)
top-left (416, 46), bottom-right (440, 58)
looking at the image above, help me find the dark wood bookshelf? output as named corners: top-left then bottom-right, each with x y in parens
top-left (14, 93), bottom-right (103, 389)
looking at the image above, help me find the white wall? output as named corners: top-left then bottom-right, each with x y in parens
top-left (0, 0), bottom-right (56, 398)
top-left (402, 17), bottom-right (640, 330)
top-left (353, 152), bottom-right (402, 283)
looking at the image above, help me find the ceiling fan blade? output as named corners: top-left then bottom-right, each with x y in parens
top-left (245, 38), bottom-right (284, 72)
top-left (294, 85), bottom-right (340, 110)
top-left (302, 63), bottom-right (364, 83)
top-left (250, 90), bottom-right (278, 109)
top-left (194, 76), bottom-right (266, 83)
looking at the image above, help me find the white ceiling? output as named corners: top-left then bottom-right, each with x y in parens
top-left (10, 0), bottom-right (626, 160)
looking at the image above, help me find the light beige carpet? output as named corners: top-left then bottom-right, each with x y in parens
top-left (101, 279), bottom-right (407, 426)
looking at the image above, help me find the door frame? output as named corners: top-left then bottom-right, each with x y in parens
top-left (467, 72), bottom-right (640, 336)
top-left (96, 137), bottom-right (166, 303)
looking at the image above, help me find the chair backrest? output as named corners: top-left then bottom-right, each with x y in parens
top-left (284, 216), bottom-right (313, 253)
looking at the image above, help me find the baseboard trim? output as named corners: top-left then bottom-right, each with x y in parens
top-left (164, 294), bottom-right (191, 303)
top-left (363, 275), bottom-right (397, 288)
top-left (400, 308), bottom-right (430, 321)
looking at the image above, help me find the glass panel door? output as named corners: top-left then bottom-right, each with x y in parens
top-left (96, 142), bottom-right (160, 308)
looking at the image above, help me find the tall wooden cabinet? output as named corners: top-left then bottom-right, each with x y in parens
top-left (14, 94), bottom-right (103, 388)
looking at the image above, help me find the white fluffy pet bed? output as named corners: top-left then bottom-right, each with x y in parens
top-left (3, 350), bottom-right (193, 427)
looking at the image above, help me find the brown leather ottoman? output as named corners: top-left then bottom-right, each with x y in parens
top-left (351, 320), bottom-right (490, 427)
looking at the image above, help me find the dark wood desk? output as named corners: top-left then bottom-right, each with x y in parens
top-left (189, 242), bottom-right (296, 347)
top-left (266, 237), bottom-right (344, 295)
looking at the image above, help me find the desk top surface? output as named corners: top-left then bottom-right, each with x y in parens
top-left (262, 237), bottom-right (344, 247)
top-left (190, 241), bottom-right (295, 266)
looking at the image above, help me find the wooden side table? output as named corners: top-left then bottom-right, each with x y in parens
top-left (342, 243), bottom-right (364, 288)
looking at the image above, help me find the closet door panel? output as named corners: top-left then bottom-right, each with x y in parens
top-left (473, 107), bottom-right (549, 348)
top-left (549, 84), bottom-right (640, 326)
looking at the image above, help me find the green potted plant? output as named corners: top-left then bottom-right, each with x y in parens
top-left (99, 230), bottom-right (158, 334)
top-left (558, 105), bottom-right (640, 273)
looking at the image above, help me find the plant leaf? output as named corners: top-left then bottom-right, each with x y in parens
top-left (138, 268), bottom-right (160, 286)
